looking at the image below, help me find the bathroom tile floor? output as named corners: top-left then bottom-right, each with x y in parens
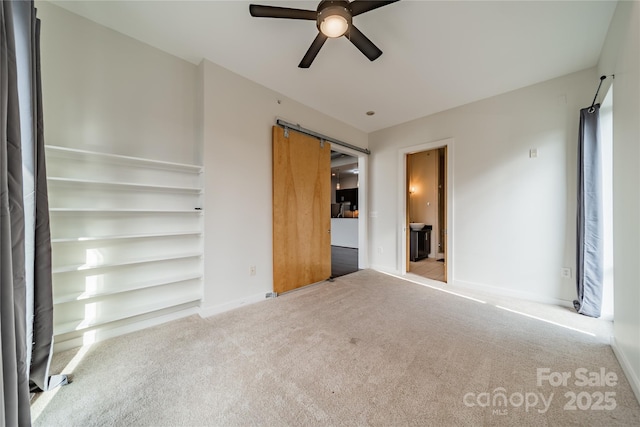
top-left (409, 257), bottom-right (445, 282)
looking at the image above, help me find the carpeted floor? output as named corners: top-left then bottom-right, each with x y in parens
top-left (32, 269), bottom-right (640, 426)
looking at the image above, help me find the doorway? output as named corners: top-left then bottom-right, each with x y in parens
top-left (331, 151), bottom-right (360, 277)
top-left (399, 139), bottom-right (453, 282)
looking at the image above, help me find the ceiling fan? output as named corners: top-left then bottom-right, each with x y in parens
top-left (249, 0), bottom-right (399, 68)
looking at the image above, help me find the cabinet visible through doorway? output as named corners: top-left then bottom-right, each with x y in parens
top-left (410, 227), bottom-right (432, 262)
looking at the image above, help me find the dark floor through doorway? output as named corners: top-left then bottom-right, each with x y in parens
top-left (331, 246), bottom-right (358, 278)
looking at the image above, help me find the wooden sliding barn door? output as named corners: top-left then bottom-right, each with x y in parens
top-left (272, 126), bottom-right (331, 294)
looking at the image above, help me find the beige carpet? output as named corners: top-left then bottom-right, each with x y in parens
top-left (32, 270), bottom-right (640, 426)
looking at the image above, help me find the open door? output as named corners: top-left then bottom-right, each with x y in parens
top-left (273, 126), bottom-right (331, 294)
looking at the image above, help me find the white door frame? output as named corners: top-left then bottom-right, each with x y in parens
top-left (397, 138), bottom-right (454, 279)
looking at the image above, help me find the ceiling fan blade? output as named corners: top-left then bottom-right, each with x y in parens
top-left (299, 32), bottom-right (328, 68)
top-left (346, 25), bottom-right (382, 61)
top-left (249, 4), bottom-right (316, 20)
top-left (349, 0), bottom-right (400, 17)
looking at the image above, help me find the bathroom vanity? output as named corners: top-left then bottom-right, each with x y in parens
top-left (410, 224), bottom-right (432, 262)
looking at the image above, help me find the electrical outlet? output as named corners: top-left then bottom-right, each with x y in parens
top-left (377, 247), bottom-right (383, 254)
top-left (250, 266), bottom-right (256, 276)
top-left (560, 268), bottom-right (571, 279)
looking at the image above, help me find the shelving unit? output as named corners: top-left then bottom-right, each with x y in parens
top-left (45, 145), bottom-right (204, 351)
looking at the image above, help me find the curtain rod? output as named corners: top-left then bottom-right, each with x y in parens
top-left (588, 74), bottom-right (614, 113)
top-left (276, 119), bottom-right (371, 155)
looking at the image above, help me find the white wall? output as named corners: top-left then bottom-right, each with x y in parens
top-left (38, 1), bottom-right (369, 324)
top-left (37, 2), bottom-right (204, 349)
top-left (38, 2), bottom-right (199, 164)
top-left (598, 0), bottom-right (640, 401)
top-left (200, 60), bottom-right (367, 314)
top-left (369, 68), bottom-right (597, 303)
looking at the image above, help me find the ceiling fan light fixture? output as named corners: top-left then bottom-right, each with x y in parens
top-left (318, 6), bottom-right (351, 38)
top-left (249, 0), bottom-right (399, 68)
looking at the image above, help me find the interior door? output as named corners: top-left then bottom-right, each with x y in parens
top-left (273, 126), bottom-right (331, 294)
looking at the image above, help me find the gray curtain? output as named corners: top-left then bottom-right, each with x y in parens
top-left (574, 105), bottom-right (604, 318)
top-left (31, 5), bottom-right (66, 394)
top-left (2, 1), bottom-right (65, 425)
top-left (1, 1), bottom-right (31, 425)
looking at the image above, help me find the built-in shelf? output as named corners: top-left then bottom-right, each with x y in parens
top-left (45, 145), bottom-right (202, 173)
top-left (48, 177), bottom-right (202, 193)
top-left (53, 273), bottom-right (203, 304)
top-left (49, 208), bottom-right (202, 214)
top-left (51, 231), bottom-right (202, 243)
top-left (52, 252), bottom-right (202, 274)
top-left (54, 294), bottom-right (201, 335)
top-left (46, 145), bottom-right (204, 349)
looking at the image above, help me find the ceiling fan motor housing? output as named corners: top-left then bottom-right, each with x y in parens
top-left (317, 0), bottom-right (352, 37)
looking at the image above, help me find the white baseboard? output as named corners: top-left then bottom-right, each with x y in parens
top-left (611, 336), bottom-right (640, 405)
top-left (199, 292), bottom-right (267, 318)
top-left (453, 278), bottom-right (574, 308)
top-left (369, 265), bottom-right (400, 276)
top-left (372, 267), bottom-right (574, 308)
top-left (53, 291), bottom-right (270, 352)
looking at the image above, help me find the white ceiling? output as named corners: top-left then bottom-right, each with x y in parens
top-left (49, 0), bottom-right (617, 133)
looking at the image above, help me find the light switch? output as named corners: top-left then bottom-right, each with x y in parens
top-left (529, 149), bottom-right (538, 158)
